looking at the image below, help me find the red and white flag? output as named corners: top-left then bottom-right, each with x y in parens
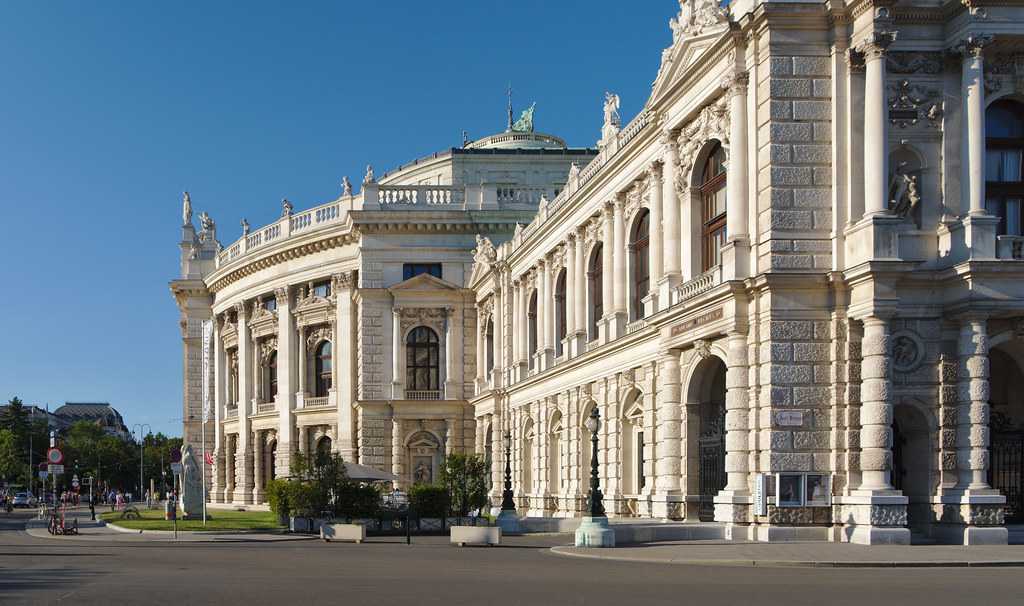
top-left (204, 451), bottom-right (214, 466)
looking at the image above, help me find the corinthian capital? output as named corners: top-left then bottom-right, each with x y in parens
top-left (719, 71), bottom-right (750, 95)
top-left (954, 34), bottom-right (995, 60)
top-left (274, 287), bottom-right (289, 305)
top-left (859, 30), bottom-right (898, 62)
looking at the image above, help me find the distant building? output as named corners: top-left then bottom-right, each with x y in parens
top-left (53, 403), bottom-right (130, 440)
top-left (0, 404), bottom-right (70, 433)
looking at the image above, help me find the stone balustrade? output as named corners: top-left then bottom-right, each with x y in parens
top-left (407, 390), bottom-right (442, 401)
top-left (674, 265), bottom-right (721, 305)
top-left (303, 396), bottom-right (331, 409)
top-left (256, 401), bottom-right (277, 415)
top-left (997, 235), bottom-right (1024, 260)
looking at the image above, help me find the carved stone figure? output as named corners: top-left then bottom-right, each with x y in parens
top-left (182, 191), bottom-right (193, 227)
top-left (567, 162), bottom-right (581, 190)
top-left (342, 176), bottom-right (353, 197)
top-left (889, 161), bottom-right (921, 220)
top-left (414, 461), bottom-right (431, 484)
top-left (199, 211), bottom-right (215, 233)
top-left (364, 165), bottom-right (375, 184)
top-left (241, 218), bottom-right (250, 235)
top-left (603, 92), bottom-right (621, 130)
top-left (891, 334), bottom-right (922, 372)
top-left (512, 102), bottom-right (536, 133)
top-left (474, 234), bottom-right (497, 266)
top-left (281, 198), bottom-right (293, 217)
top-left (179, 444), bottom-right (204, 519)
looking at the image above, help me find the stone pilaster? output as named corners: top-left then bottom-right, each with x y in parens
top-left (652, 351), bottom-right (683, 519)
top-left (715, 332), bottom-right (752, 524)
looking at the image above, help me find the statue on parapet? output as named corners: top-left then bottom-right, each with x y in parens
top-left (199, 211), bottom-right (215, 233)
top-left (241, 218), bottom-right (250, 236)
top-left (511, 102), bottom-right (536, 133)
top-left (182, 191), bottom-right (193, 227)
top-left (281, 198), bottom-right (293, 217)
top-left (603, 92), bottom-right (621, 130)
top-left (364, 165), bottom-right (376, 184)
top-left (342, 176), bottom-right (353, 197)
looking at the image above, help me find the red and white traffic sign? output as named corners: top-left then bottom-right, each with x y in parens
top-left (46, 448), bottom-right (64, 465)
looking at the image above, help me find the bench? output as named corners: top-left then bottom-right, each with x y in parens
top-left (320, 523), bottom-right (366, 544)
top-left (450, 526), bottom-right (501, 547)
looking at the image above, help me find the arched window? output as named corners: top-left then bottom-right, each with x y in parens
top-left (629, 209), bottom-right (650, 320)
top-left (485, 318), bottom-right (495, 375)
top-left (528, 291), bottom-right (538, 369)
top-left (406, 326), bottom-right (440, 393)
top-left (314, 341), bottom-right (332, 397)
top-left (548, 412), bottom-right (563, 492)
top-left (554, 270), bottom-right (567, 357)
top-left (587, 244), bottom-right (603, 341)
top-left (316, 436), bottom-right (332, 466)
top-left (986, 99), bottom-right (1024, 236)
top-left (700, 143), bottom-right (727, 271)
top-left (228, 350), bottom-right (239, 405)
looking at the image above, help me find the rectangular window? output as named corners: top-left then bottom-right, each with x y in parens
top-left (262, 297), bottom-right (277, 312)
top-left (312, 281), bottom-right (331, 298)
top-left (403, 263), bottom-right (442, 281)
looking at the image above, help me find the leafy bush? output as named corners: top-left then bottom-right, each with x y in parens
top-left (334, 482), bottom-right (381, 518)
top-left (265, 479), bottom-right (291, 520)
top-left (408, 483), bottom-right (448, 518)
top-left (441, 453), bottom-right (489, 517)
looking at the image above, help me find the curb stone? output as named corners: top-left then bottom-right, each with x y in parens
top-left (549, 546), bottom-right (1024, 569)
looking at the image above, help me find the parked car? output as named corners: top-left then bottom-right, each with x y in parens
top-left (12, 493), bottom-right (37, 508)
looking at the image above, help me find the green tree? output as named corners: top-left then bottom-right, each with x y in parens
top-left (0, 429), bottom-right (20, 483)
top-left (0, 397), bottom-right (29, 442)
top-left (441, 453), bottom-right (489, 517)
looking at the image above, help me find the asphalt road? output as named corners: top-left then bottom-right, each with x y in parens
top-left (1, 509), bottom-right (1021, 606)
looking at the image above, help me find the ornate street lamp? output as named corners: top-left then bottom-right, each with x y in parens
top-left (584, 407), bottom-right (604, 518)
top-left (575, 406), bottom-right (615, 548)
top-left (495, 428), bottom-right (521, 534)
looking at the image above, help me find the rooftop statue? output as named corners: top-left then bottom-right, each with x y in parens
top-left (342, 176), bottom-right (353, 197)
top-left (281, 198), bottom-right (294, 217)
top-left (511, 102), bottom-right (536, 133)
top-left (241, 218), bottom-right (250, 236)
top-left (364, 164), bottom-right (376, 184)
top-left (199, 211), bottom-right (215, 234)
top-left (669, 0), bottom-right (729, 43)
top-left (603, 92), bottom-right (621, 129)
top-left (182, 191), bottom-right (193, 227)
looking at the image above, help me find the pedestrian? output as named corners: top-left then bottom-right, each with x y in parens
top-left (88, 494), bottom-right (95, 521)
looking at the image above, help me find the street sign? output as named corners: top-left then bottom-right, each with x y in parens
top-left (170, 462), bottom-right (183, 474)
top-left (72, 478), bottom-right (80, 489)
top-left (46, 448), bottom-right (64, 465)
top-left (38, 471), bottom-right (48, 480)
top-left (48, 464), bottom-right (65, 474)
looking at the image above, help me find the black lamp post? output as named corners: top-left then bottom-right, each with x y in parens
top-left (585, 406), bottom-right (605, 518)
top-left (500, 430), bottom-right (516, 512)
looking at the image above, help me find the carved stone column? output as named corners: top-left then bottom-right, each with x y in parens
top-left (392, 417), bottom-right (404, 489)
top-left (959, 35), bottom-right (1000, 259)
top-left (647, 162), bottom-right (664, 312)
top-left (564, 235), bottom-right (577, 356)
top-left (652, 351), bottom-right (683, 519)
top-left (334, 272), bottom-right (356, 460)
top-left (612, 195), bottom-right (627, 331)
top-left (444, 306), bottom-right (460, 399)
top-left (714, 333), bottom-right (751, 525)
top-left (212, 315), bottom-right (226, 502)
top-left (223, 434), bottom-right (235, 500)
top-left (275, 287), bottom-right (294, 475)
top-left (492, 276), bottom-right (504, 387)
top-left (234, 302), bottom-right (254, 504)
top-left (252, 430), bottom-right (263, 503)
top-left (391, 305), bottom-right (403, 399)
top-left (659, 127), bottom-right (681, 304)
top-left (861, 31), bottom-right (896, 217)
top-left (572, 228), bottom-right (587, 354)
top-left (600, 202), bottom-right (615, 343)
top-left (721, 72), bottom-right (750, 281)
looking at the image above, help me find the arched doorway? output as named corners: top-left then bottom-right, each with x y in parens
top-left (687, 356), bottom-right (727, 522)
top-left (315, 436), bottom-right (332, 465)
top-left (891, 403), bottom-right (933, 533)
top-left (988, 342), bottom-right (1024, 522)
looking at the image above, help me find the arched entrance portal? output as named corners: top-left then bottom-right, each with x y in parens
top-left (988, 342), bottom-right (1024, 523)
top-left (687, 356), bottom-right (727, 522)
top-left (891, 403), bottom-right (933, 533)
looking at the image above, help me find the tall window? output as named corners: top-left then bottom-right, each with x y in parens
top-left (311, 280), bottom-right (331, 298)
top-left (228, 351), bottom-right (239, 405)
top-left (485, 318), bottom-right (495, 375)
top-left (265, 351), bottom-right (278, 400)
top-left (314, 341), bottom-right (332, 397)
top-left (587, 244), bottom-right (603, 341)
top-left (528, 292), bottom-right (538, 369)
top-left (986, 99), bottom-right (1024, 236)
top-left (630, 209), bottom-right (650, 320)
top-left (316, 436), bottom-right (332, 466)
top-left (403, 263), bottom-right (442, 280)
top-left (700, 143), bottom-right (728, 271)
top-left (406, 326), bottom-right (440, 392)
top-left (554, 270), bottom-right (567, 357)
top-left (262, 297), bottom-right (277, 312)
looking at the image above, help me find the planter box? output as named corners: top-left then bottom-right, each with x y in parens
top-left (451, 526), bottom-right (501, 547)
top-left (321, 523), bottom-right (366, 544)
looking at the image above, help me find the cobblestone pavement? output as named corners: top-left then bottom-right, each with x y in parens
top-left (3, 509), bottom-right (1023, 606)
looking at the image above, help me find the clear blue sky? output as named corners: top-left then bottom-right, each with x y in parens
top-left (0, 1), bottom-right (677, 437)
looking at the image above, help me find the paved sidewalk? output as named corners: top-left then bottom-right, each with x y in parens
top-left (552, 539), bottom-right (1024, 568)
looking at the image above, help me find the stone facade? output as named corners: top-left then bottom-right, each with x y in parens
top-left (172, 0), bottom-right (1024, 545)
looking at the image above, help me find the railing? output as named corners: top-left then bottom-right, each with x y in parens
top-left (625, 319), bottom-right (648, 335)
top-left (303, 396), bottom-right (331, 409)
top-left (217, 198), bottom-right (350, 268)
top-left (997, 235), bottom-right (1024, 260)
top-left (225, 407), bottom-right (238, 419)
top-left (407, 390), bottom-right (441, 401)
top-left (674, 266), bottom-right (722, 305)
top-left (616, 110), bottom-right (652, 148)
top-left (256, 402), bottom-right (277, 414)
top-left (375, 185), bottom-right (464, 207)
top-left (496, 186), bottom-right (547, 205)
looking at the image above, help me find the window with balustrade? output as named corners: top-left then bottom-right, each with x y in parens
top-left (555, 270), bottom-right (567, 357)
top-left (314, 341), bottom-right (332, 397)
top-left (587, 244), bottom-right (603, 341)
top-left (630, 209), bottom-right (650, 320)
top-left (528, 291), bottom-right (538, 369)
top-left (406, 326), bottom-right (440, 393)
top-left (700, 143), bottom-right (727, 272)
top-left (987, 98), bottom-right (1024, 237)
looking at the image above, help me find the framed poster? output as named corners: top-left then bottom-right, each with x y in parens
top-left (805, 474), bottom-right (831, 506)
top-left (776, 474), bottom-right (804, 507)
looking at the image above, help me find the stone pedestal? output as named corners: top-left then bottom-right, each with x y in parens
top-left (574, 516), bottom-right (616, 547)
top-left (651, 494), bottom-right (685, 520)
top-left (840, 493), bottom-right (910, 545)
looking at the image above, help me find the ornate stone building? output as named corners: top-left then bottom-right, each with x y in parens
top-left (173, 0), bottom-right (1024, 545)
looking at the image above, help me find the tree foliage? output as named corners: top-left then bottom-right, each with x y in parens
top-left (440, 453), bottom-right (489, 517)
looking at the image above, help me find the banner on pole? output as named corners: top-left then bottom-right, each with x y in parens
top-left (201, 319), bottom-right (213, 424)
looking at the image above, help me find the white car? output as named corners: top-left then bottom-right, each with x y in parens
top-left (12, 493), bottom-right (37, 508)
